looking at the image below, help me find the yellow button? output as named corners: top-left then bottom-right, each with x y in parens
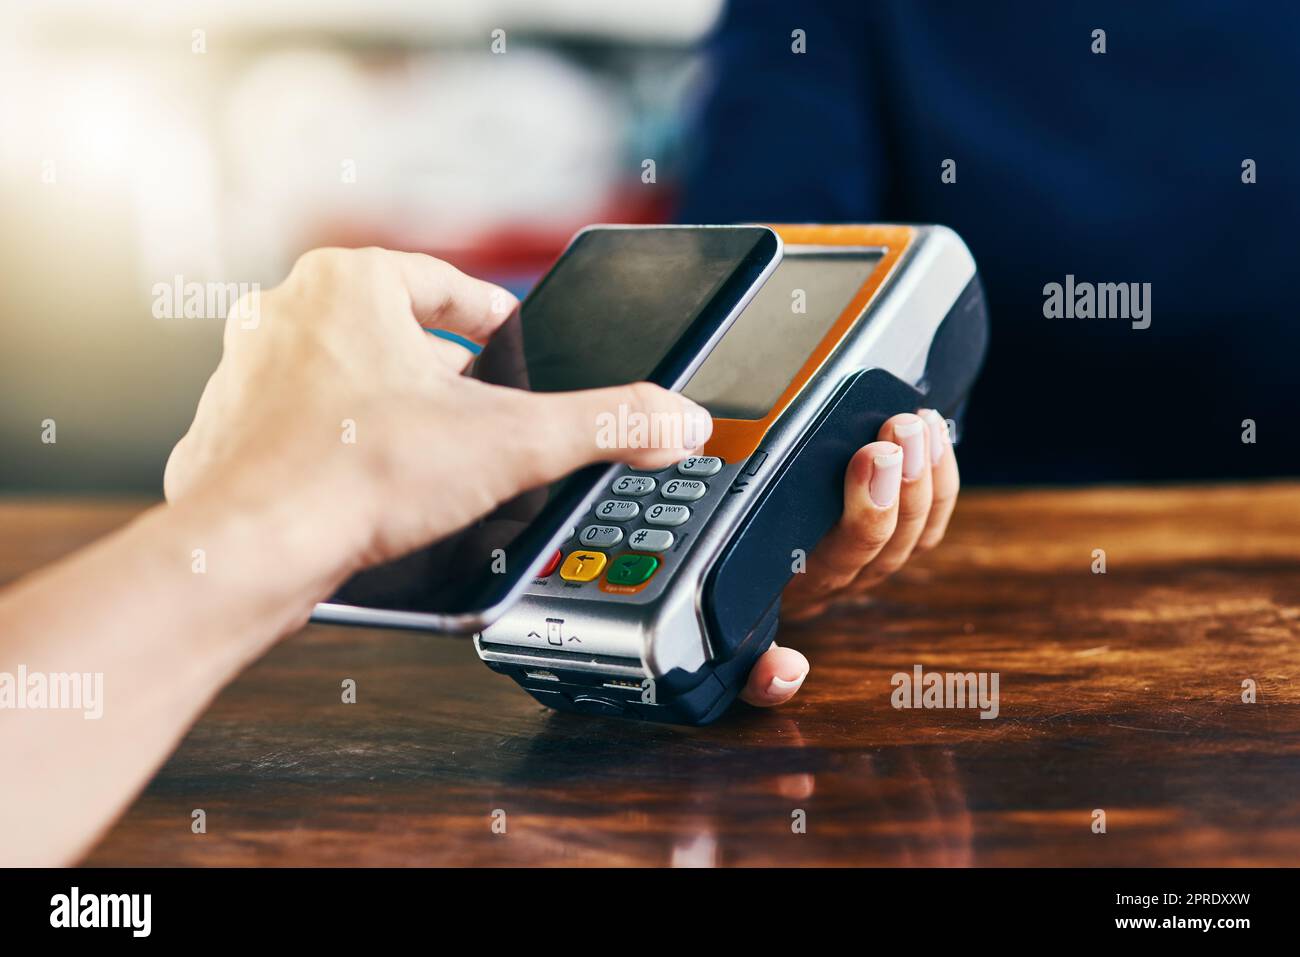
top-left (560, 550), bottom-right (607, 582)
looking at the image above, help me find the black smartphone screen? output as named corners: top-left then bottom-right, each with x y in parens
top-left (322, 225), bottom-right (779, 627)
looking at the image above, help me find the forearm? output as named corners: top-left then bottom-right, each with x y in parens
top-left (0, 492), bottom-right (341, 865)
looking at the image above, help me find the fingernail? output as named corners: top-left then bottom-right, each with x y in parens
top-left (766, 671), bottom-right (807, 700)
top-left (869, 445), bottom-right (902, 507)
top-left (921, 409), bottom-right (948, 464)
top-left (894, 416), bottom-right (926, 480)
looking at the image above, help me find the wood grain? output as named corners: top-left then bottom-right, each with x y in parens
top-left (2, 483), bottom-right (1298, 866)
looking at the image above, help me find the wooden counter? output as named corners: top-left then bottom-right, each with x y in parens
top-left (3, 483), bottom-right (1297, 866)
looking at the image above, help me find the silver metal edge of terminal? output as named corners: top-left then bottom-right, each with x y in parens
top-left (313, 225), bottom-right (782, 636)
top-left (476, 225), bottom-right (978, 684)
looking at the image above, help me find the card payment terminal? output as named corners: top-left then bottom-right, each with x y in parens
top-left (474, 224), bottom-right (989, 724)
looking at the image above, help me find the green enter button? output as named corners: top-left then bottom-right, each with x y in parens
top-left (606, 553), bottom-right (659, 586)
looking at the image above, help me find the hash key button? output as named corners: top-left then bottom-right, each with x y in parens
top-left (628, 528), bottom-right (674, 551)
top-left (661, 479), bottom-right (706, 501)
top-left (644, 503), bottom-right (690, 527)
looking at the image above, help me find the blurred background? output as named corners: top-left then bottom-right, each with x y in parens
top-left (3, 1), bottom-right (1295, 494)
top-left (0, 0), bottom-right (721, 492)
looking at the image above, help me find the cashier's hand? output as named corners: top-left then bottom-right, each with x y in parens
top-left (164, 247), bottom-right (712, 615)
top-left (740, 412), bottom-right (959, 708)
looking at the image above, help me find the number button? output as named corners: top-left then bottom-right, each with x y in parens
top-left (594, 499), bottom-right (639, 521)
top-left (579, 525), bottom-right (624, 548)
top-left (644, 503), bottom-right (690, 527)
top-left (661, 479), bottom-right (706, 501)
top-left (612, 475), bottom-right (656, 496)
top-left (677, 456), bottom-right (722, 477)
top-left (628, 528), bottom-right (674, 552)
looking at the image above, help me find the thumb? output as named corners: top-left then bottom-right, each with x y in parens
top-left (528, 381), bottom-right (713, 478)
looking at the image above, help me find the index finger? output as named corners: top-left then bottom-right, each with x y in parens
top-left (386, 250), bottom-right (518, 345)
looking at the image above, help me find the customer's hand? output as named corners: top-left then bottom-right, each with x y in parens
top-left (1, 246), bottom-right (718, 867)
top-left (738, 410), bottom-right (959, 708)
top-left (164, 247), bottom-right (711, 622)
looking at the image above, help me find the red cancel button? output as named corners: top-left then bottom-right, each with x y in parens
top-left (534, 549), bottom-right (562, 578)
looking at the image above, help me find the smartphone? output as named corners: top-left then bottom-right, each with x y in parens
top-left (312, 224), bottom-right (782, 633)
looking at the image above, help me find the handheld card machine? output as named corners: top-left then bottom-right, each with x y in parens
top-left (474, 224), bottom-right (989, 725)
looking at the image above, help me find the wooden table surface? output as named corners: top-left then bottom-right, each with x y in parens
top-left (4, 483), bottom-right (1299, 867)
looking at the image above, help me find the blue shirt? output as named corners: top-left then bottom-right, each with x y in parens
top-left (677, 0), bottom-right (1299, 482)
